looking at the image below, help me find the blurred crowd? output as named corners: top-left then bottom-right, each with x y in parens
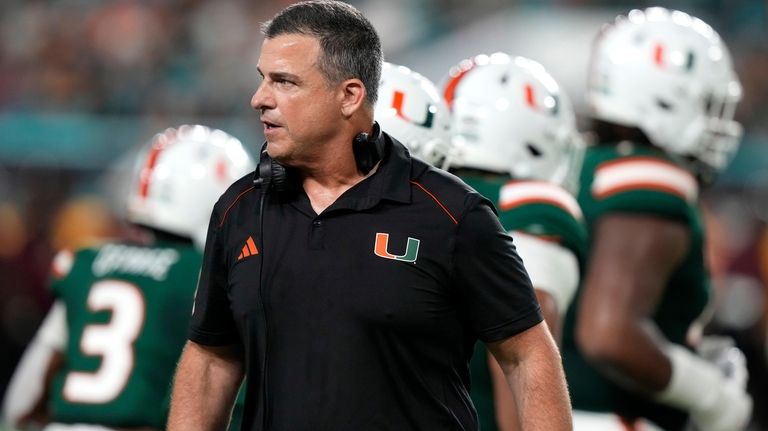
top-left (0, 1), bottom-right (765, 121)
top-left (0, 0), bottom-right (282, 116)
top-left (0, 0), bottom-right (767, 428)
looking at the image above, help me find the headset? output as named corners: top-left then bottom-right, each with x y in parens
top-left (252, 121), bottom-right (385, 193)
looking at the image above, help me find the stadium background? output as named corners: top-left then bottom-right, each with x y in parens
top-left (0, 0), bottom-right (766, 428)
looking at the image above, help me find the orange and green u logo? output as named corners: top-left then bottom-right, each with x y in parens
top-left (374, 232), bottom-right (420, 263)
top-left (392, 90), bottom-right (435, 128)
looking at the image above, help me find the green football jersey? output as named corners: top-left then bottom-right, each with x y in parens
top-left (48, 240), bottom-right (201, 428)
top-left (461, 174), bottom-right (588, 431)
top-left (562, 143), bottom-right (710, 430)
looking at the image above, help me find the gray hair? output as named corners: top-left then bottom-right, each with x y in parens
top-left (262, 0), bottom-right (383, 106)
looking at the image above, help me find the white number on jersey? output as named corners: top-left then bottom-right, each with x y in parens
top-left (63, 280), bottom-right (145, 403)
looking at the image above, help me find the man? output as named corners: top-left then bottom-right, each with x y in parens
top-left (168, 2), bottom-right (571, 430)
top-left (560, 7), bottom-right (752, 431)
top-left (442, 52), bottom-right (587, 430)
top-left (2, 125), bottom-right (254, 431)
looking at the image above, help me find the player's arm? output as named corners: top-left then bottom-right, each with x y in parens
top-left (486, 321), bottom-right (572, 431)
top-left (576, 214), bottom-right (751, 430)
top-left (575, 213), bottom-right (682, 390)
top-left (489, 233), bottom-right (579, 430)
top-left (167, 341), bottom-right (244, 431)
top-left (3, 301), bottom-right (67, 429)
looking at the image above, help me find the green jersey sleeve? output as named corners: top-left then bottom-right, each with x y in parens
top-left (588, 155), bottom-right (698, 221)
top-left (497, 180), bottom-right (588, 265)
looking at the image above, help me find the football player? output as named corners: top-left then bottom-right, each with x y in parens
top-left (560, 7), bottom-right (752, 431)
top-left (2, 125), bottom-right (255, 431)
top-left (374, 61), bottom-right (453, 169)
top-left (442, 52), bottom-right (586, 431)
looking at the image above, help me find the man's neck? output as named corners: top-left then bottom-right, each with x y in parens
top-left (301, 160), bottom-right (379, 215)
top-left (298, 117), bottom-right (377, 214)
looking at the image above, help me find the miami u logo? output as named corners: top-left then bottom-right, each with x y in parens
top-left (374, 232), bottom-right (420, 263)
top-left (653, 43), bottom-right (696, 71)
top-left (524, 84), bottom-right (559, 115)
top-left (391, 90), bottom-right (435, 128)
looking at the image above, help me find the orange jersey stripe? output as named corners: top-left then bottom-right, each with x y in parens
top-left (410, 181), bottom-right (459, 225)
top-left (596, 156), bottom-right (678, 170)
top-left (499, 180), bottom-right (582, 219)
top-left (592, 157), bottom-right (697, 202)
top-left (219, 186), bottom-right (256, 228)
top-left (594, 181), bottom-right (689, 200)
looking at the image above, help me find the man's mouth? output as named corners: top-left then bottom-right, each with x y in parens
top-left (262, 120), bottom-right (280, 130)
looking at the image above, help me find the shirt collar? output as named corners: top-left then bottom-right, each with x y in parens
top-left (319, 133), bottom-right (413, 213)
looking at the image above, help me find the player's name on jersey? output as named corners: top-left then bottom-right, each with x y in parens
top-left (92, 244), bottom-right (181, 281)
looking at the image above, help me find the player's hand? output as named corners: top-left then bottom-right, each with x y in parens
top-left (686, 336), bottom-right (752, 431)
top-left (696, 336), bottom-right (748, 389)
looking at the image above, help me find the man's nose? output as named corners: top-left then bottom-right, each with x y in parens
top-left (251, 82), bottom-right (272, 110)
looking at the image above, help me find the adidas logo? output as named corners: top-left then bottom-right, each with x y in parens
top-left (237, 236), bottom-right (259, 261)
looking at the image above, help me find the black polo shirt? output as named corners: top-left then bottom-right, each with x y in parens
top-left (189, 135), bottom-right (542, 431)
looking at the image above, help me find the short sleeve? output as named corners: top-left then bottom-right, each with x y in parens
top-left (590, 156), bottom-right (697, 221)
top-left (452, 197), bottom-right (543, 343)
top-left (497, 181), bottom-right (588, 262)
top-left (188, 205), bottom-right (239, 346)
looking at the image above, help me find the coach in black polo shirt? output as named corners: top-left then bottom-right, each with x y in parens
top-left (168, 2), bottom-right (571, 430)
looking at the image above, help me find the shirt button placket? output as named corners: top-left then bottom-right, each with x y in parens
top-left (309, 219), bottom-right (325, 250)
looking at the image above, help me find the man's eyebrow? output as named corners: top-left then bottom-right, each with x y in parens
top-left (268, 71), bottom-right (301, 82)
top-left (255, 67), bottom-right (301, 82)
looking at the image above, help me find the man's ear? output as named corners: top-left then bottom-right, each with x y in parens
top-left (339, 78), bottom-right (367, 117)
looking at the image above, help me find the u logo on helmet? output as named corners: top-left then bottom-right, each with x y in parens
top-left (653, 43), bottom-right (696, 72)
top-left (391, 90), bottom-right (436, 129)
top-left (524, 84), bottom-right (559, 116)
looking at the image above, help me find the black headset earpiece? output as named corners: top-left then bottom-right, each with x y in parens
top-left (253, 142), bottom-right (289, 193)
top-left (352, 121), bottom-right (386, 175)
top-left (254, 122), bottom-right (385, 191)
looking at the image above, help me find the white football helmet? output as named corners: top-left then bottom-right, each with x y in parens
top-left (127, 125), bottom-right (255, 248)
top-left (375, 62), bottom-right (453, 168)
top-left (589, 7), bottom-right (742, 180)
top-left (443, 52), bottom-right (584, 191)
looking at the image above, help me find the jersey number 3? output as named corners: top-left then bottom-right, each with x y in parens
top-left (63, 280), bottom-right (146, 404)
